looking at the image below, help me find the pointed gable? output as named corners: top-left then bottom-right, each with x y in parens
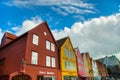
top-left (1, 32), bottom-right (17, 46)
top-left (56, 37), bottom-right (68, 48)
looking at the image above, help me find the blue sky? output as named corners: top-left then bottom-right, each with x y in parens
top-left (0, 0), bottom-right (120, 59)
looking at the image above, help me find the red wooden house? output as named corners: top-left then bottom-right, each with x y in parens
top-left (75, 47), bottom-right (85, 80)
top-left (0, 22), bottom-right (61, 80)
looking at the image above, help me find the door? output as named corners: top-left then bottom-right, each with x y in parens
top-left (38, 76), bottom-right (44, 80)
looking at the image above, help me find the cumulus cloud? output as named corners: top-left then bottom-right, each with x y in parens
top-left (52, 13), bottom-right (120, 59)
top-left (3, 0), bottom-right (95, 16)
top-left (1, 13), bottom-right (120, 60)
top-left (0, 29), bottom-right (4, 44)
top-left (12, 16), bottom-right (43, 36)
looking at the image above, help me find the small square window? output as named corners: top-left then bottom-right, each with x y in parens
top-left (32, 34), bottom-right (39, 45)
top-left (44, 32), bottom-right (47, 36)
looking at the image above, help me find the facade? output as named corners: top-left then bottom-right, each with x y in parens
top-left (92, 60), bottom-right (101, 80)
top-left (75, 47), bottom-right (85, 80)
top-left (0, 22), bottom-right (61, 80)
top-left (96, 60), bottom-right (108, 80)
top-left (89, 58), bottom-right (94, 80)
top-left (98, 55), bottom-right (120, 79)
top-left (57, 37), bottom-right (78, 80)
top-left (81, 53), bottom-right (90, 80)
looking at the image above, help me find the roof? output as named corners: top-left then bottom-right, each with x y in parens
top-left (4, 32), bottom-right (17, 39)
top-left (56, 37), bottom-right (68, 48)
top-left (1, 32), bottom-right (17, 45)
top-left (97, 55), bottom-right (120, 67)
top-left (0, 21), bottom-right (57, 49)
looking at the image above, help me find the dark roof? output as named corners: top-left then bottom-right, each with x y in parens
top-left (56, 37), bottom-right (68, 48)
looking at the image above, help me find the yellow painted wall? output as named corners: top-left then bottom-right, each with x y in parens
top-left (60, 37), bottom-right (78, 80)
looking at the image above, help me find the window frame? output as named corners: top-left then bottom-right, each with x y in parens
top-left (32, 34), bottom-right (39, 45)
top-left (52, 57), bottom-right (56, 67)
top-left (31, 51), bottom-right (38, 65)
top-left (46, 56), bottom-right (51, 67)
top-left (51, 43), bottom-right (55, 52)
top-left (46, 40), bottom-right (50, 50)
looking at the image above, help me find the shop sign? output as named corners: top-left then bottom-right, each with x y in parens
top-left (39, 71), bottom-right (54, 75)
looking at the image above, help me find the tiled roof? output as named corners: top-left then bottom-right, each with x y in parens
top-left (56, 37), bottom-right (68, 48)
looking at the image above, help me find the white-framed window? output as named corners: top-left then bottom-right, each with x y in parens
top-left (51, 43), bottom-right (55, 52)
top-left (31, 51), bottom-right (38, 65)
top-left (52, 57), bottom-right (55, 67)
top-left (46, 40), bottom-right (50, 50)
top-left (32, 34), bottom-right (39, 45)
top-left (46, 56), bottom-right (50, 67)
top-left (44, 32), bottom-right (47, 36)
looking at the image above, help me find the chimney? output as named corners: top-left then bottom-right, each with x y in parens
top-left (1, 32), bottom-right (17, 46)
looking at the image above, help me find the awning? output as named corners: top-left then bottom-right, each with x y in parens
top-left (79, 74), bottom-right (90, 77)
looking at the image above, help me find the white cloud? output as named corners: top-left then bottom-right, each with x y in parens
top-left (11, 27), bottom-right (20, 31)
top-left (52, 13), bottom-right (120, 59)
top-left (13, 16), bottom-right (43, 36)
top-left (0, 29), bottom-right (4, 44)
top-left (3, 0), bottom-right (95, 16)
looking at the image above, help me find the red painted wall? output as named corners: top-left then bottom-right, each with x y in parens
top-left (0, 22), bottom-right (61, 80)
top-left (25, 22), bottom-right (58, 68)
top-left (75, 48), bottom-right (85, 77)
top-left (0, 34), bottom-right (27, 75)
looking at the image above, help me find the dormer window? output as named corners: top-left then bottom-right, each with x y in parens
top-left (32, 34), bottom-right (39, 45)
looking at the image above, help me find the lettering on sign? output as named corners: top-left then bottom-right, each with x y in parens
top-left (47, 72), bottom-right (54, 75)
top-left (39, 71), bottom-right (54, 75)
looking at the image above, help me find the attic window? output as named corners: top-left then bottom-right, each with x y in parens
top-left (44, 32), bottom-right (47, 36)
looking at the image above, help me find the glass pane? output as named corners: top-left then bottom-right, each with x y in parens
top-left (46, 41), bottom-right (50, 50)
top-left (46, 56), bottom-right (50, 67)
top-left (51, 43), bottom-right (55, 52)
top-left (31, 51), bottom-right (38, 64)
top-left (52, 57), bottom-right (55, 67)
top-left (32, 34), bottom-right (39, 45)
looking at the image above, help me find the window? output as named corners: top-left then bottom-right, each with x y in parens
top-left (32, 34), bottom-right (39, 45)
top-left (51, 43), bottom-right (55, 52)
top-left (52, 57), bottom-right (55, 67)
top-left (46, 40), bottom-right (50, 50)
top-left (31, 51), bottom-right (38, 65)
top-left (44, 32), bottom-right (47, 36)
top-left (0, 58), bottom-right (5, 65)
top-left (46, 56), bottom-right (50, 67)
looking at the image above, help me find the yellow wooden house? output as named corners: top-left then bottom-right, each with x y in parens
top-left (57, 37), bottom-right (78, 80)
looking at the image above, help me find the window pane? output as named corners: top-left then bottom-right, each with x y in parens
top-left (52, 57), bottom-right (55, 67)
top-left (31, 51), bottom-right (38, 64)
top-left (51, 43), bottom-right (55, 52)
top-left (32, 34), bottom-right (39, 45)
top-left (46, 56), bottom-right (50, 67)
top-left (46, 40), bottom-right (50, 50)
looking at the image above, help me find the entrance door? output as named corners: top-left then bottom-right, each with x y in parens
top-left (12, 74), bottom-right (31, 80)
top-left (44, 76), bottom-right (55, 80)
top-left (37, 76), bottom-right (44, 80)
